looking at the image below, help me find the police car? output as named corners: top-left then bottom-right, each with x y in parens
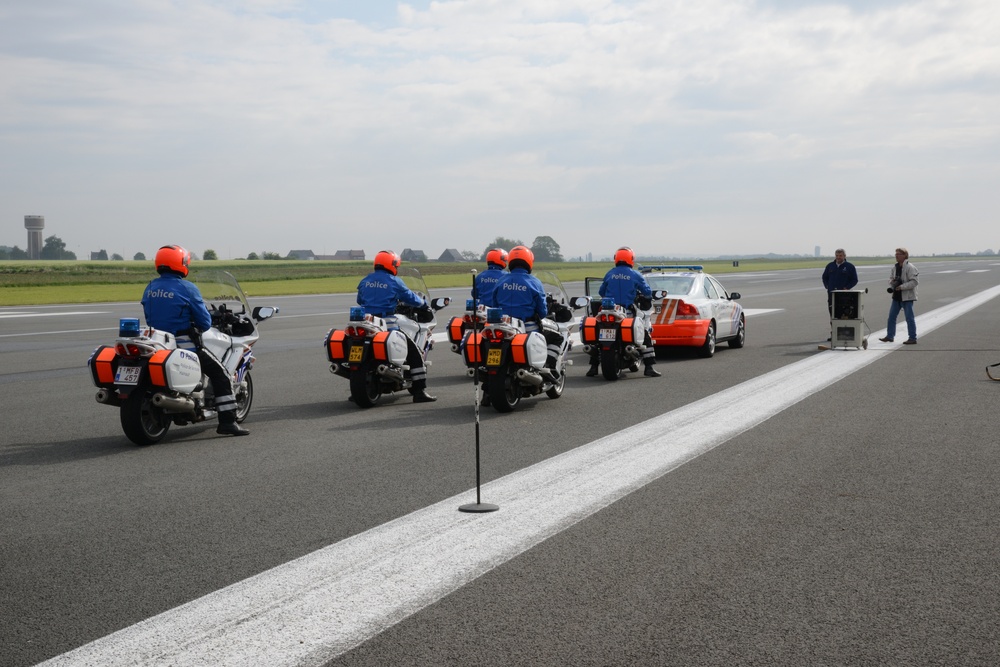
top-left (641, 265), bottom-right (745, 358)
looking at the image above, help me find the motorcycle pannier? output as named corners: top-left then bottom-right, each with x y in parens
top-left (326, 329), bottom-right (348, 363)
top-left (448, 316), bottom-right (466, 345)
top-left (148, 348), bottom-right (202, 393)
top-left (511, 332), bottom-right (547, 369)
top-left (372, 330), bottom-right (408, 366)
top-left (463, 331), bottom-right (484, 364)
top-left (580, 316), bottom-right (599, 345)
top-left (619, 317), bottom-right (644, 345)
top-left (89, 345), bottom-right (119, 387)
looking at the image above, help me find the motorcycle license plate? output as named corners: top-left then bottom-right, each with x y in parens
top-left (486, 348), bottom-right (503, 366)
top-left (115, 365), bottom-right (142, 385)
top-left (599, 328), bottom-right (617, 342)
top-left (348, 346), bottom-right (364, 362)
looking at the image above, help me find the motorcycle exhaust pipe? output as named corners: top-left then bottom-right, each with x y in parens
top-left (451, 343), bottom-right (461, 353)
top-left (151, 393), bottom-right (196, 413)
top-left (95, 388), bottom-right (122, 406)
top-left (376, 364), bottom-right (405, 382)
top-left (330, 363), bottom-right (350, 379)
top-left (583, 344), bottom-right (595, 354)
top-left (515, 368), bottom-right (544, 386)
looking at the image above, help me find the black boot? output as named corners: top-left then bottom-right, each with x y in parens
top-left (643, 362), bottom-right (661, 378)
top-left (412, 382), bottom-right (437, 403)
top-left (217, 413), bottom-right (250, 436)
top-left (586, 357), bottom-right (600, 377)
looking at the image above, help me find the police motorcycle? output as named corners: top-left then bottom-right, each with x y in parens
top-left (446, 299), bottom-right (488, 355)
top-left (325, 268), bottom-right (450, 408)
top-left (580, 282), bottom-right (667, 381)
top-left (462, 271), bottom-right (587, 413)
top-left (88, 270), bottom-right (278, 446)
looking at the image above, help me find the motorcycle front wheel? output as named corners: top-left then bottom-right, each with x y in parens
top-left (600, 346), bottom-right (622, 381)
top-left (349, 370), bottom-right (381, 408)
top-left (234, 373), bottom-right (253, 423)
top-left (487, 369), bottom-right (521, 413)
top-left (120, 388), bottom-right (171, 446)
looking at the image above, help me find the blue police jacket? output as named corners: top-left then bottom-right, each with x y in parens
top-left (141, 273), bottom-right (212, 335)
top-left (356, 268), bottom-right (426, 317)
top-left (822, 260), bottom-right (859, 291)
top-left (473, 265), bottom-right (506, 303)
top-left (599, 265), bottom-right (652, 307)
top-left (487, 267), bottom-right (547, 322)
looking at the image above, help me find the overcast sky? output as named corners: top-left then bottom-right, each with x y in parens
top-left (2, 0), bottom-right (998, 261)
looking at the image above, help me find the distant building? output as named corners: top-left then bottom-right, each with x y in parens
top-left (331, 249), bottom-right (365, 260)
top-left (437, 248), bottom-right (465, 262)
top-left (24, 215), bottom-right (44, 260)
top-left (815, 246), bottom-right (821, 257)
top-left (287, 249), bottom-right (316, 260)
top-left (401, 248), bottom-right (428, 262)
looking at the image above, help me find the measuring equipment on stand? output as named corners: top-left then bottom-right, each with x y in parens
top-left (829, 288), bottom-right (869, 350)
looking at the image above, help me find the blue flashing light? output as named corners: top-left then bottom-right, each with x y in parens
top-left (601, 297), bottom-right (616, 310)
top-left (486, 308), bottom-right (503, 323)
top-left (349, 307), bottom-right (366, 321)
top-left (119, 318), bottom-right (141, 337)
top-left (465, 298), bottom-right (476, 310)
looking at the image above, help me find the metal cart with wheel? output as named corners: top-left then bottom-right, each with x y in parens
top-left (830, 288), bottom-right (869, 350)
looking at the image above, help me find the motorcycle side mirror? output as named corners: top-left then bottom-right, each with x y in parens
top-left (252, 306), bottom-right (278, 322)
top-left (570, 296), bottom-right (590, 310)
top-left (431, 297), bottom-right (451, 310)
top-left (652, 290), bottom-right (668, 300)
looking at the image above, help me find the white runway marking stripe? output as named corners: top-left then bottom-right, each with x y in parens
top-left (40, 286), bottom-right (1000, 667)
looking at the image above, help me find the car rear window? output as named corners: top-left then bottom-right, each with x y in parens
top-left (646, 275), bottom-right (695, 295)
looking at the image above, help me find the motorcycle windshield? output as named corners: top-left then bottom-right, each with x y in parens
top-left (396, 267), bottom-right (431, 303)
top-left (187, 270), bottom-right (252, 315)
top-left (535, 270), bottom-right (570, 309)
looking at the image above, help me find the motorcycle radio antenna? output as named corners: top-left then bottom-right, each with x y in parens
top-left (459, 268), bottom-right (499, 514)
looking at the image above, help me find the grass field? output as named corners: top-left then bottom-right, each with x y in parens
top-left (0, 255), bottom-right (954, 306)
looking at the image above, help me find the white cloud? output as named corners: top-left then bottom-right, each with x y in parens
top-left (1, 0), bottom-right (998, 259)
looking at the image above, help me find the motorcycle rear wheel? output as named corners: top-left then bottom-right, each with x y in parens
top-left (600, 347), bottom-right (622, 381)
top-left (487, 370), bottom-right (521, 413)
top-left (120, 388), bottom-right (171, 446)
top-left (350, 370), bottom-right (381, 408)
top-left (545, 368), bottom-right (566, 399)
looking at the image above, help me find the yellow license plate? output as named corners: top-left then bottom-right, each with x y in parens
top-left (348, 346), bottom-right (364, 362)
top-left (486, 348), bottom-right (502, 366)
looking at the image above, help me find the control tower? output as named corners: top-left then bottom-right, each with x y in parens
top-left (25, 215), bottom-right (45, 260)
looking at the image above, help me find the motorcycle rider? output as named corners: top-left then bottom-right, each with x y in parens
top-left (474, 248), bottom-right (508, 304)
top-left (590, 246), bottom-right (661, 378)
top-left (486, 245), bottom-right (565, 376)
top-left (141, 244), bottom-right (249, 436)
top-left (356, 250), bottom-right (437, 403)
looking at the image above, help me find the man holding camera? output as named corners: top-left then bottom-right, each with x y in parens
top-left (879, 247), bottom-right (919, 344)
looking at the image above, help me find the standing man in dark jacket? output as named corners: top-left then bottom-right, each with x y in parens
top-left (822, 248), bottom-right (859, 315)
top-left (142, 244), bottom-right (248, 436)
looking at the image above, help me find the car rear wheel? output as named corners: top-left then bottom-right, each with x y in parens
top-left (698, 322), bottom-right (716, 358)
top-left (728, 316), bottom-right (745, 349)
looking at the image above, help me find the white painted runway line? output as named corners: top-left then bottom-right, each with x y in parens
top-left (40, 286), bottom-right (1000, 667)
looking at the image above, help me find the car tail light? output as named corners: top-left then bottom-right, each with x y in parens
top-left (674, 301), bottom-right (700, 319)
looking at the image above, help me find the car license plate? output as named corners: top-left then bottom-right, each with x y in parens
top-left (115, 365), bottom-right (142, 385)
top-left (486, 348), bottom-right (502, 366)
top-left (599, 328), bottom-right (617, 341)
top-left (348, 346), bottom-right (364, 362)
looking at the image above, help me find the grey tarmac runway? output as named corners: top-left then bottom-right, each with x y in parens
top-left (2, 260), bottom-right (999, 666)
